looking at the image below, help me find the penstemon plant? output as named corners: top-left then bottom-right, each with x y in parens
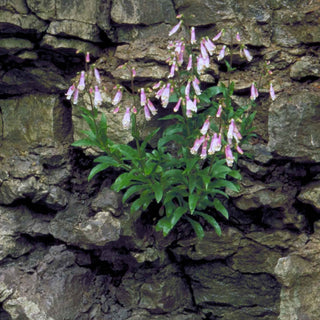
top-left (66, 16), bottom-right (275, 239)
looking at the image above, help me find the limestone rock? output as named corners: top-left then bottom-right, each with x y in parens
top-left (172, 227), bottom-right (243, 261)
top-left (275, 233), bottom-right (320, 320)
top-left (111, 0), bottom-right (176, 25)
top-left (267, 91), bottom-right (320, 162)
top-left (1, 245), bottom-right (108, 320)
top-left (117, 265), bottom-right (192, 313)
top-left (290, 56), bottom-right (320, 80)
top-left (47, 20), bottom-right (102, 43)
top-left (0, 95), bottom-right (67, 145)
top-left (0, 10), bottom-right (48, 34)
top-left (298, 180), bottom-right (320, 210)
top-left (40, 35), bottom-right (102, 57)
top-left (0, 38), bottom-right (33, 56)
top-left (186, 262), bottom-right (280, 318)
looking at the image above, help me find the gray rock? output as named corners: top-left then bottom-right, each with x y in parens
top-left (1, 245), bottom-right (109, 320)
top-left (0, 38), bottom-right (33, 56)
top-left (268, 91), bottom-right (320, 162)
top-left (47, 20), bottom-right (102, 43)
top-left (298, 180), bottom-right (320, 210)
top-left (290, 56), bottom-right (320, 80)
top-left (111, 0), bottom-right (176, 25)
top-left (275, 233), bottom-right (320, 320)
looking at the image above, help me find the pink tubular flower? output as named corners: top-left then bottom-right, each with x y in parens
top-left (155, 84), bottom-right (165, 99)
top-left (131, 67), bottom-right (136, 77)
top-left (168, 59), bottom-right (177, 78)
top-left (191, 27), bottom-right (196, 44)
top-left (236, 144), bottom-right (244, 155)
top-left (197, 55), bottom-right (208, 74)
top-left (177, 43), bottom-right (185, 65)
top-left (236, 32), bottom-right (241, 42)
top-left (161, 83), bottom-right (171, 108)
top-left (144, 105), bottom-right (151, 121)
top-left (218, 45), bottom-right (226, 61)
top-left (200, 117), bottom-right (210, 135)
top-left (94, 68), bottom-right (101, 84)
top-left (185, 80), bottom-right (191, 97)
top-left (173, 97), bottom-right (182, 112)
top-left (112, 88), bottom-right (122, 105)
top-left (208, 133), bottom-right (221, 154)
top-left (85, 52), bottom-right (90, 63)
top-left (147, 99), bottom-right (157, 115)
top-left (212, 30), bottom-right (223, 41)
top-left (187, 54), bottom-right (193, 71)
top-left (169, 20), bottom-right (182, 36)
top-left (243, 48), bottom-right (253, 62)
top-left (192, 77), bottom-right (201, 95)
top-left (200, 40), bottom-right (209, 60)
top-left (250, 83), bottom-right (259, 100)
top-left (216, 104), bottom-right (222, 117)
top-left (66, 84), bottom-right (75, 100)
top-left (77, 71), bottom-right (85, 91)
top-left (225, 145), bottom-right (235, 167)
top-left (190, 135), bottom-right (206, 155)
top-left (270, 83), bottom-right (276, 101)
top-left (200, 139), bottom-right (208, 159)
top-left (227, 119), bottom-right (242, 144)
top-left (73, 88), bottom-right (79, 104)
top-left (153, 81), bottom-right (162, 90)
top-left (94, 86), bottom-right (103, 107)
top-left (140, 88), bottom-right (147, 106)
top-left (186, 96), bottom-right (197, 116)
top-left (203, 37), bottom-right (216, 56)
top-left (122, 107), bottom-right (131, 129)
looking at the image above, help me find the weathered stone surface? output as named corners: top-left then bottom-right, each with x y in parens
top-left (172, 227), bottom-right (242, 261)
top-left (0, 38), bottom-right (33, 55)
top-left (275, 233), bottom-right (320, 320)
top-left (91, 186), bottom-right (122, 214)
top-left (0, 95), bottom-right (65, 145)
top-left (298, 180), bottom-right (320, 210)
top-left (117, 265), bottom-right (192, 314)
top-left (1, 245), bottom-right (109, 320)
top-left (111, 0), bottom-right (176, 25)
top-left (40, 35), bottom-right (102, 57)
top-left (1, 68), bottom-right (66, 95)
top-left (290, 56), bottom-right (320, 80)
top-left (268, 91), bottom-right (320, 162)
top-left (0, 206), bottom-right (34, 261)
top-left (186, 262), bottom-right (280, 318)
top-left (47, 20), bottom-right (102, 42)
top-left (0, 9), bottom-right (48, 34)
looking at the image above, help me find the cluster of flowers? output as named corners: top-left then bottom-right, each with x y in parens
top-left (65, 16), bottom-right (276, 168)
top-left (65, 52), bottom-right (103, 108)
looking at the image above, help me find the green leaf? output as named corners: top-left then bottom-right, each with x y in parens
top-left (156, 206), bottom-right (187, 236)
top-left (88, 163), bottom-right (112, 181)
top-left (94, 156), bottom-right (119, 165)
top-left (189, 193), bottom-right (199, 214)
top-left (71, 139), bottom-right (99, 148)
top-left (159, 114), bottom-right (185, 122)
top-left (112, 172), bottom-right (133, 192)
top-left (228, 170), bottom-right (242, 180)
top-left (151, 182), bottom-right (163, 203)
top-left (116, 145), bottom-right (139, 160)
top-left (210, 179), bottom-right (240, 192)
top-left (196, 212), bottom-right (222, 236)
top-left (122, 184), bottom-right (146, 203)
top-left (168, 92), bottom-right (178, 103)
top-left (203, 86), bottom-right (222, 98)
top-left (186, 217), bottom-right (205, 239)
top-left (213, 198), bottom-right (229, 219)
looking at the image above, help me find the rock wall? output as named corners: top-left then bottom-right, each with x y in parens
top-left (0, 0), bottom-right (319, 319)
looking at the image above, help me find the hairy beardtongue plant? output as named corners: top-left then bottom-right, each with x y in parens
top-left (66, 15), bottom-right (276, 239)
